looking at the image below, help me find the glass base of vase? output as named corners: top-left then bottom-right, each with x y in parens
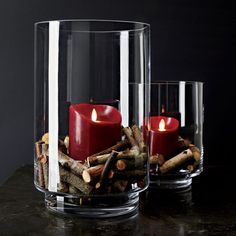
top-left (149, 171), bottom-right (193, 190)
top-left (45, 192), bottom-right (139, 218)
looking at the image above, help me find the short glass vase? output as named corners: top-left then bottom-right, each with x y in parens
top-left (149, 81), bottom-right (204, 189)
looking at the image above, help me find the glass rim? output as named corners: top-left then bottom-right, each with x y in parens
top-left (35, 19), bottom-right (150, 34)
top-left (150, 81), bottom-right (204, 85)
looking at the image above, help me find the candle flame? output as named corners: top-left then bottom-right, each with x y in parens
top-left (158, 119), bottom-right (166, 131)
top-left (91, 108), bottom-right (97, 122)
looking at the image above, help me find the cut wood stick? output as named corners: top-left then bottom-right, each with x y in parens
top-left (64, 136), bottom-right (69, 149)
top-left (159, 149), bottom-right (193, 174)
top-left (150, 154), bottom-right (165, 166)
top-left (42, 133), bottom-right (49, 144)
top-left (42, 163), bottom-right (48, 189)
top-left (41, 143), bottom-right (48, 155)
top-left (131, 125), bottom-right (146, 152)
top-left (44, 145), bottom-right (85, 190)
top-left (112, 170), bottom-right (146, 179)
top-left (41, 154), bottom-right (48, 189)
top-left (68, 185), bottom-right (82, 194)
top-left (41, 133), bottom-right (67, 151)
top-left (35, 141), bottom-right (44, 160)
top-left (186, 145), bottom-right (201, 173)
top-left (60, 167), bottom-right (93, 195)
top-left (189, 144), bottom-right (201, 162)
top-left (100, 151), bottom-right (118, 184)
top-left (123, 127), bottom-right (137, 147)
top-left (88, 140), bottom-right (130, 158)
top-left (57, 151), bottom-right (87, 176)
top-left (117, 149), bottom-right (140, 158)
top-left (37, 160), bottom-right (44, 188)
top-left (35, 141), bottom-right (44, 187)
top-left (116, 159), bottom-right (144, 171)
top-left (88, 149), bottom-right (140, 166)
top-left (82, 164), bottom-right (104, 183)
top-left (88, 153), bottom-right (110, 166)
top-left (96, 151), bottom-right (119, 189)
top-left (123, 127), bottom-right (140, 155)
top-left (116, 153), bottom-right (147, 171)
top-left (83, 160), bottom-right (90, 168)
top-left (41, 143), bottom-right (49, 190)
top-left (64, 136), bottom-right (69, 154)
top-left (57, 182), bottom-right (68, 193)
top-left (130, 145), bottom-right (141, 156)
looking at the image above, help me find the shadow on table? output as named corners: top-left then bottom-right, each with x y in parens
top-left (140, 186), bottom-right (193, 219)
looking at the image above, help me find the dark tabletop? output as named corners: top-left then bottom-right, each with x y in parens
top-left (0, 165), bottom-right (236, 236)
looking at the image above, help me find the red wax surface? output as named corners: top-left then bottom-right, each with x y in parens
top-left (69, 103), bottom-right (122, 161)
top-left (150, 116), bottom-right (179, 158)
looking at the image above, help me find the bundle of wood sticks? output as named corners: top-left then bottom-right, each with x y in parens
top-left (35, 125), bottom-right (148, 195)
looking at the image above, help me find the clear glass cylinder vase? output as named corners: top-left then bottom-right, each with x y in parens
top-left (34, 20), bottom-right (150, 217)
top-left (149, 81), bottom-right (204, 189)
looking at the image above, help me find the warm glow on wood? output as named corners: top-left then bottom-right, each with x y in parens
top-left (91, 108), bottom-right (97, 122)
top-left (158, 119), bottom-right (166, 131)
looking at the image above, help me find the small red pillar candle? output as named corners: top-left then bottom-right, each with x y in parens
top-left (150, 116), bottom-right (179, 158)
top-left (69, 104), bottom-right (122, 161)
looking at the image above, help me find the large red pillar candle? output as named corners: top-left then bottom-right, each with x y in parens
top-left (69, 104), bottom-right (122, 161)
top-left (150, 116), bottom-right (179, 158)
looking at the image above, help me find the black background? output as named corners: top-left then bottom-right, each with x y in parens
top-left (0, 0), bottom-right (235, 184)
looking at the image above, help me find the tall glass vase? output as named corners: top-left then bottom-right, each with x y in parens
top-left (34, 20), bottom-right (150, 217)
